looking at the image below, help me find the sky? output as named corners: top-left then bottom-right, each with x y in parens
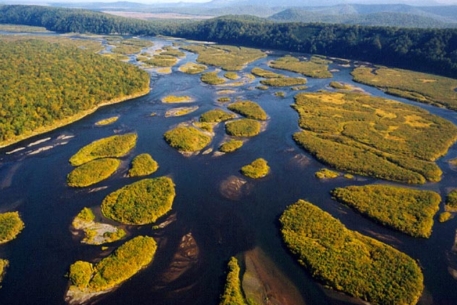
top-left (4, 0), bottom-right (457, 4)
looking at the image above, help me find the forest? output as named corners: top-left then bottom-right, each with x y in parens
top-left (1, 5), bottom-right (457, 77)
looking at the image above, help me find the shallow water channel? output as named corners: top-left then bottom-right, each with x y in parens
top-left (0, 35), bottom-right (457, 305)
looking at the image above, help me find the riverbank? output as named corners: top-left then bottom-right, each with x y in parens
top-left (0, 86), bottom-right (150, 149)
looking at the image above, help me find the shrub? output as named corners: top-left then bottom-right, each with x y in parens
top-left (200, 109), bottom-right (236, 123)
top-left (219, 139), bottom-right (243, 153)
top-left (0, 212), bottom-right (25, 244)
top-left (164, 126), bottom-right (212, 152)
top-left (225, 119), bottom-right (261, 137)
top-left (67, 158), bottom-right (121, 187)
top-left (241, 158), bottom-right (270, 179)
top-left (219, 257), bottom-right (247, 305)
top-left (315, 168), bottom-right (339, 179)
top-left (227, 101), bottom-right (267, 121)
top-left (95, 116), bottom-right (119, 126)
top-left (439, 212), bottom-right (452, 223)
top-left (128, 153), bottom-right (159, 177)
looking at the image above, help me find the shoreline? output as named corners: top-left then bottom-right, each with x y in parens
top-left (0, 86), bottom-right (150, 149)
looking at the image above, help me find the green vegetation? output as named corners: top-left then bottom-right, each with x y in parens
top-left (227, 101), bottom-right (267, 121)
top-left (315, 168), bottom-right (339, 179)
top-left (107, 37), bottom-right (153, 55)
top-left (0, 259), bottom-right (8, 285)
top-left (274, 91), bottom-right (286, 98)
top-left (219, 139), bottom-right (243, 153)
top-left (256, 85), bottom-right (269, 90)
top-left (160, 46), bottom-right (185, 58)
top-left (219, 257), bottom-right (247, 305)
top-left (0, 212), bottom-right (24, 244)
top-left (67, 158), bottom-right (120, 187)
top-left (280, 200), bottom-right (424, 305)
top-left (165, 106), bottom-right (199, 117)
top-left (218, 97), bottom-right (231, 103)
top-left (260, 77), bottom-right (307, 87)
top-left (128, 153), bottom-right (159, 177)
top-left (439, 212), bottom-right (452, 223)
top-left (329, 81), bottom-right (353, 90)
top-left (143, 55), bottom-right (178, 67)
top-left (68, 236), bottom-right (156, 291)
top-left (251, 67), bottom-right (284, 78)
top-left (0, 24), bottom-right (48, 32)
top-left (162, 95), bottom-right (193, 103)
top-left (446, 189), bottom-right (457, 212)
top-left (69, 133), bottom-right (137, 166)
top-left (178, 62), bottom-right (207, 74)
top-left (224, 72), bottom-right (239, 80)
top-left (164, 126), bottom-right (212, 152)
top-left (332, 185), bottom-right (441, 238)
top-left (101, 177), bottom-right (175, 225)
top-left (241, 158), bottom-right (270, 179)
top-left (292, 85), bottom-right (308, 91)
top-left (181, 44), bottom-right (265, 71)
top-left (74, 207), bottom-right (95, 223)
top-left (0, 38), bottom-right (149, 147)
top-left (352, 67), bottom-right (457, 110)
top-left (201, 71), bottom-right (226, 85)
top-left (226, 119), bottom-right (261, 137)
top-left (269, 55), bottom-right (332, 78)
top-left (95, 116), bottom-right (119, 126)
top-left (200, 109), bottom-right (236, 123)
top-left (293, 92), bottom-right (457, 183)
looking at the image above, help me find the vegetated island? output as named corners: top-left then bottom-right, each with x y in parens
top-left (164, 125), bottom-right (212, 153)
top-left (219, 257), bottom-right (247, 305)
top-left (95, 116), bottom-right (119, 126)
top-left (251, 67), bottom-right (285, 79)
top-left (0, 38), bottom-right (149, 148)
top-left (332, 184), bottom-right (441, 238)
top-left (269, 55), bottom-right (333, 78)
top-left (241, 158), bottom-right (270, 179)
top-left (0, 211), bottom-right (25, 244)
top-left (315, 168), bottom-right (340, 179)
top-left (446, 189), bottom-right (457, 212)
top-left (260, 77), bottom-right (307, 87)
top-left (161, 95), bottom-right (194, 103)
top-left (178, 62), bottom-right (207, 74)
top-left (0, 259), bottom-right (8, 286)
top-left (69, 133), bottom-right (137, 166)
top-left (66, 236), bottom-right (156, 304)
top-left (128, 153), bottom-right (159, 177)
top-left (219, 139), bottom-right (243, 153)
top-left (227, 101), bottom-right (267, 121)
top-left (352, 66), bottom-right (457, 110)
top-left (101, 177), bottom-right (175, 225)
top-left (67, 158), bottom-right (121, 187)
top-left (225, 119), bottom-right (262, 137)
top-left (165, 106), bottom-right (199, 118)
top-left (292, 91), bottom-right (457, 184)
top-left (72, 207), bottom-right (125, 245)
top-left (181, 44), bottom-right (266, 71)
top-left (280, 199), bottom-right (424, 305)
top-left (200, 109), bottom-right (236, 123)
top-left (201, 71), bottom-right (226, 85)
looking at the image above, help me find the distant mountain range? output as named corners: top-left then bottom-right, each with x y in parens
top-left (47, 1), bottom-right (457, 28)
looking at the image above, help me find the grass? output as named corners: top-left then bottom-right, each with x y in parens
top-left (200, 109), bottom-right (236, 123)
top-left (95, 116), bottom-right (119, 126)
top-left (269, 55), bottom-right (332, 78)
top-left (251, 67), bottom-right (284, 79)
top-left (219, 257), bottom-right (247, 305)
top-left (224, 72), bottom-right (239, 80)
top-left (217, 97), bottom-right (231, 103)
top-left (165, 106), bottom-right (199, 117)
top-left (181, 44), bottom-right (265, 71)
top-left (352, 66), bottom-right (457, 110)
top-left (178, 62), bottom-right (207, 74)
top-left (219, 139), bottom-right (243, 153)
top-left (225, 119), bottom-right (261, 137)
top-left (201, 71), bottom-right (226, 85)
top-left (292, 91), bottom-right (457, 184)
top-left (260, 77), bottom-right (307, 87)
top-left (101, 177), bottom-right (175, 225)
top-left (128, 153), bottom-right (159, 177)
top-left (241, 158), bottom-right (270, 179)
top-left (68, 236), bottom-right (156, 292)
top-left (69, 133), bottom-right (137, 166)
top-left (227, 101), bottom-right (267, 121)
top-left (280, 199), bottom-right (424, 305)
top-left (164, 126), bottom-right (212, 152)
top-left (67, 158), bottom-right (121, 187)
top-left (315, 168), bottom-right (339, 179)
top-left (143, 55), bottom-right (178, 67)
top-left (329, 81), bottom-right (353, 90)
top-left (332, 185), bottom-right (441, 238)
top-left (0, 212), bottom-right (25, 244)
top-left (162, 95), bottom-right (193, 103)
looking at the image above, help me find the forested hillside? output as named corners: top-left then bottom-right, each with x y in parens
top-left (1, 5), bottom-right (457, 77)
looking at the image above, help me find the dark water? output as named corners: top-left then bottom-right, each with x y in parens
top-left (1, 36), bottom-right (457, 305)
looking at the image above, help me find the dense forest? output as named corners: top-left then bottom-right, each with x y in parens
top-left (1, 5), bottom-right (457, 77)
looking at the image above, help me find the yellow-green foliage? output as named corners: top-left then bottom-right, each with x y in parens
top-left (160, 46), bottom-right (185, 58)
top-left (449, 158), bottom-right (457, 166)
top-left (228, 101), bottom-right (267, 121)
top-left (292, 85), bottom-right (308, 91)
top-left (128, 153), bottom-right (159, 177)
top-left (165, 106), bottom-right (198, 117)
top-left (201, 72), bottom-right (226, 85)
top-left (74, 207), bottom-right (95, 223)
top-left (179, 62), bottom-right (207, 74)
top-left (162, 95), bottom-right (193, 103)
top-left (274, 91), bottom-right (286, 98)
top-left (217, 97), bottom-right (231, 103)
top-left (68, 236), bottom-right (156, 292)
top-left (446, 189), bottom-right (457, 211)
top-left (260, 77), bottom-right (307, 87)
top-left (181, 44), bottom-right (265, 71)
top-left (329, 81), bottom-right (353, 90)
top-left (0, 212), bottom-right (25, 244)
top-left (225, 119), bottom-right (261, 137)
top-left (251, 67), bottom-right (284, 78)
top-left (193, 122), bottom-right (214, 133)
top-left (143, 55), bottom-right (177, 67)
top-left (352, 66), bottom-right (457, 110)
top-left (101, 177), bottom-right (175, 225)
top-left (241, 158), bottom-right (270, 179)
top-left (293, 92), bottom-right (457, 183)
top-left (95, 116), bottom-right (119, 126)
top-left (0, 24), bottom-right (48, 32)
top-left (315, 168), bottom-right (339, 179)
top-left (256, 85), bottom-right (269, 90)
top-left (67, 158), bottom-right (120, 187)
top-left (219, 257), bottom-right (247, 305)
top-left (224, 72), bottom-right (239, 80)
top-left (332, 185), bottom-right (441, 238)
top-left (69, 133), bottom-right (137, 166)
top-left (0, 259), bottom-right (8, 284)
top-left (164, 126), bottom-right (212, 152)
top-left (269, 55), bottom-right (332, 78)
top-left (219, 139), bottom-right (243, 153)
top-left (200, 109), bottom-right (236, 123)
top-left (109, 37), bottom-right (153, 55)
top-left (280, 200), bottom-right (424, 305)
top-left (439, 212), bottom-right (452, 223)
